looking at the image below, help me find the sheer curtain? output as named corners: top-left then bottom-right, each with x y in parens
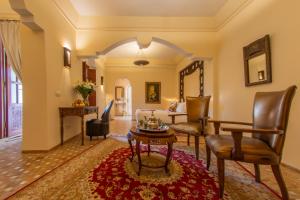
top-left (0, 20), bottom-right (22, 82)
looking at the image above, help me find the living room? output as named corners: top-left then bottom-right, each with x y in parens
top-left (0, 0), bottom-right (300, 199)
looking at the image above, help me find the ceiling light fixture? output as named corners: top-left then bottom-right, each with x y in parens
top-left (134, 60), bottom-right (149, 66)
top-left (134, 47), bottom-right (149, 66)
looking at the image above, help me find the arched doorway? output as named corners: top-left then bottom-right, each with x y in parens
top-left (114, 78), bottom-right (132, 120)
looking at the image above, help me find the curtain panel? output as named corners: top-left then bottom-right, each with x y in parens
top-left (0, 20), bottom-right (22, 82)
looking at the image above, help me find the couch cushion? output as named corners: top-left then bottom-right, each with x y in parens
top-left (171, 122), bottom-right (203, 135)
top-left (205, 135), bottom-right (279, 164)
top-left (176, 102), bottom-right (186, 113)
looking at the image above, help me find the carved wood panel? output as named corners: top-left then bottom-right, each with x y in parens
top-left (179, 60), bottom-right (204, 102)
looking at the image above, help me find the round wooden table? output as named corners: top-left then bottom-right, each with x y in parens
top-left (127, 126), bottom-right (177, 176)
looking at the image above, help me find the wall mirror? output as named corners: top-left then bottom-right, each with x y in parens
top-left (115, 86), bottom-right (124, 101)
top-left (243, 35), bottom-right (272, 86)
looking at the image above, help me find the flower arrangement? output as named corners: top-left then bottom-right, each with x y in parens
top-left (74, 81), bottom-right (96, 106)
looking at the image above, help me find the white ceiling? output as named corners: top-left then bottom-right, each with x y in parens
top-left (69, 0), bottom-right (228, 17)
top-left (106, 41), bottom-right (183, 60)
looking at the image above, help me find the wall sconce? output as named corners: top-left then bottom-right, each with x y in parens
top-left (63, 47), bottom-right (71, 67)
top-left (100, 76), bottom-right (104, 85)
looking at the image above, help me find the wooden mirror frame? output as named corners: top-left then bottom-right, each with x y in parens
top-left (243, 35), bottom-right (272, 87)
top-left (179, 60), bottom-right (204, 102)
top-left (115, 86), bottom-right (124, 101)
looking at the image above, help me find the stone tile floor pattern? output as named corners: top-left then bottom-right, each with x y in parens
top-left (0, 118), bottom-right (300, 199)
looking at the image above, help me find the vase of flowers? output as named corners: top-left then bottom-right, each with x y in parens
top-left (74, 81), bottom-right (96, 106)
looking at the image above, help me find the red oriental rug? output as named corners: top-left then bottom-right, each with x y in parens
top-left (89, 147), bottom-right (221, 200)
top-left (7, 138), bottom-right (282, 200)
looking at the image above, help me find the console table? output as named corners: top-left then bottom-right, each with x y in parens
top-left (59, 106), bottom-right (98, 145)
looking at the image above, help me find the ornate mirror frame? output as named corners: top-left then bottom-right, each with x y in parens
top-left (179, 60), bottom-right (204, 102)
top-left (243, 35), bottom-right (272, 87)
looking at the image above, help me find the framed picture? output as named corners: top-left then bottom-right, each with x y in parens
top-left (63, 47), bottom-right (71, 67)
top-left (145, 82), bottom-right (161, 104)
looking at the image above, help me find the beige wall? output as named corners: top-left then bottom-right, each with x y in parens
top-left (4, 0), bottom-right (93, 150)
top-left (2, 0), bottom-right (299, 170)
top-left (216, 0), bottom-right (300, 169)
top-left (105, 67), bottom-right (177, 118)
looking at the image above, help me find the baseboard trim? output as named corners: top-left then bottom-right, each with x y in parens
top-left (22, 134), bottom-right (79, 153)
top-left (281, 162), bottom-right (300, 173)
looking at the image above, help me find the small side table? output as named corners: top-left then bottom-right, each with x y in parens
top-left (127, 126), bottom-right (177, 176)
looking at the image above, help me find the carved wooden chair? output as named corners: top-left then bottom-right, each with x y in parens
top-left (171, 96), bottom-right (211, 160)
top-left (205, 86), bottom-right (297, 199)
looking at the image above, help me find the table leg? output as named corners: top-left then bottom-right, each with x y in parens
top-left (81, 116), bottom-right (84, 145)
top-left (165, 142), bottom-right (173, 174)
top-left (136, 140), bottom-right (142, 176)
top-left (60, 115), bottom-right (64, 145)
top-left (128, 138), bottom-right (134, 162)
top-left (147, 143), bottom-right (150, 156)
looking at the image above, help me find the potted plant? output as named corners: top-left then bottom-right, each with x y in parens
top-left (74, 81), bottom-right (96, 106)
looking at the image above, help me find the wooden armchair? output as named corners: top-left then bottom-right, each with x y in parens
top-left (171, 96), bottom-right (211, 160)
top-left (205, 86), bottom-right (297, 199)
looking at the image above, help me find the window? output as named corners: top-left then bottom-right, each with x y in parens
top-left (10, 69), bottom-right (22, 104)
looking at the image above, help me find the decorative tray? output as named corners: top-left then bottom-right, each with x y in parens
top-left (138, 126), bottom-right (169, 133)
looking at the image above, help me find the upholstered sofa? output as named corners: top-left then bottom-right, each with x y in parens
top-left (135, 102), bottom-right (187, 124)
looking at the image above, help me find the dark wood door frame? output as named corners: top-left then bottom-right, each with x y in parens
top-left (82, 61), bottom-right (97, 106)
top-left (0, 40), bottom-right (9, 139)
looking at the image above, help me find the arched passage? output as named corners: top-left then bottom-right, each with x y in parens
top-left (113, 78), bottom-right (132, 119)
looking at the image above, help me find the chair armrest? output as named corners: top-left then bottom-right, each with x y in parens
top-left (168, 113), bottom-right (187, 124)
top-left (168, 113), bottom-right (187, 117)
top-left (208, 120), bottom-right (253, 126)
top-left (220, 127), bottom-right (283, 160)
top-left (221, 127), bottom-right (284, 134)
top-left (208, 119), bottom-right (253, 135)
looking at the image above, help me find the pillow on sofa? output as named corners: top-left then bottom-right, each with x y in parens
top-left (176, 102), bottom-right (186, 113)
top-left (168, 102), bottom-right (177, 112)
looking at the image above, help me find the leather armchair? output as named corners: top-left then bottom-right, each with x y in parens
top-left (86, 100), bottom-right (114, 140)
top-left (171, 96), bottom-right (211, 160)
top-left (205, 86), bottom-right (297, 199)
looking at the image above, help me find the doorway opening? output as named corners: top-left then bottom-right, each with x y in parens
top-left (114, 78), bottom-right (132, 120)
top-left (0, 40), bottom-right (22, 140)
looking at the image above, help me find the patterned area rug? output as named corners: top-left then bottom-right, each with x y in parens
top-left (90, 147), bottom-right (220, 199)
top-left (7, 137), bottom-right (281, 200)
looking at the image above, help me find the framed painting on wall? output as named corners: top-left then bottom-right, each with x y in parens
top-left (145, 82), bottom-right (161, 104)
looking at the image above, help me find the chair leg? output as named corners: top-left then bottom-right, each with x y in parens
top-left (194, 135), bottom-right (199, 160)
top-left (206, 144), bottom-right (211, 170)
top-left (90, 136), bottom-right (92, 141)
top-left (254, 164), bottom-right (261, 183)
top-left (187, 134), bottom-right (190, 146)
top-left (217, 158), bottom-right (225, 199)
top-left (104, 134), bottom-right (106, 139)
top-left (271, 165), bottom-right (289, 200)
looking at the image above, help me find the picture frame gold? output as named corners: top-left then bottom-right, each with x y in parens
top-left (145, 82), bottom-right (161, 104)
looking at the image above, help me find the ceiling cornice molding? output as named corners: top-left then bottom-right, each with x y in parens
top-left (215, 0), bottom-right (254, 31)
top-left (105, 64), bottom-right (176, 70)
top-left (52, 0), bottom-right (78, 30)
top-left (77, 26), bottom-right (216, 33)
top-left (53, 0), bottom-right (254, 33)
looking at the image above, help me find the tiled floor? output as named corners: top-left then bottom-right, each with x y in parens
top-left (0, 118), bottom-right (300, 200)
